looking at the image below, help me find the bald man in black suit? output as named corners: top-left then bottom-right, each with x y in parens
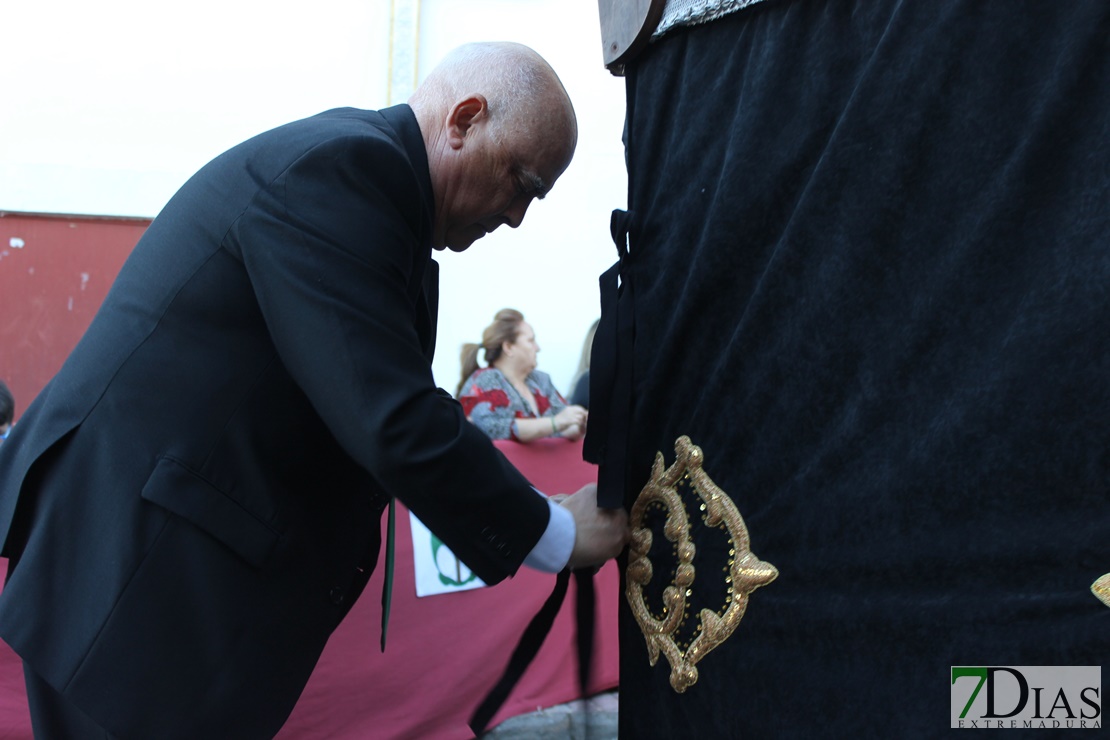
top-left (0, 42), bottom-right (628, 739)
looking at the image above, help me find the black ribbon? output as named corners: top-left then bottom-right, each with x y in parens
top-left (574, 568), bottom-right (597, 695)
top-left (468, 567), bottom-right (600, 736)
top-left (469, 569), bottom-right (572, 735)
top-left (471, 78), bottom-right (638, 730)
top-left (583, 208), bottom-right (636, 509)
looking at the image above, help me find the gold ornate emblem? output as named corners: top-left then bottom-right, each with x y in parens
top-left (626, 436), bottom-right (778, 693)
top-left (1093, 573), bottom-right (1110, 608)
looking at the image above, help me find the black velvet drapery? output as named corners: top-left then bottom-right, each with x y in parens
top-left (588, 1), bottom-right (1110, 735)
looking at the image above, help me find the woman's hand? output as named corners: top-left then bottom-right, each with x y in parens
top-left (553, 405), bottom-right (588, 438)
top-left (560, 423), bottom-right (585, 441)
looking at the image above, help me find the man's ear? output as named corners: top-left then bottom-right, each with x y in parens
top-left (446, 95), bottom-right (489, 150)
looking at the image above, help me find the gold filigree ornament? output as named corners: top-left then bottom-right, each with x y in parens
top-left (625, 436), bottom-right (778, 693)
top-left (1092, 573), bottom-right (1110, 608)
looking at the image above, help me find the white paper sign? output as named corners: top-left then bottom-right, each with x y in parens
top-left (409, 511), bottom-right (488, 597)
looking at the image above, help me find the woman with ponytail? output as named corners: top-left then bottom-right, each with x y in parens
top-left (457, 309), bottom-right (587, 442)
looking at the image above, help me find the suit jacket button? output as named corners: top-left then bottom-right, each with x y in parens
top-left (330, 587), bottom-right (345, 605)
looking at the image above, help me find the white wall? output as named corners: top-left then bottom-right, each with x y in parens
top-left (0, 0), bottom-right (627, 394)
top-left (1, 0), bottom-right (395, 216)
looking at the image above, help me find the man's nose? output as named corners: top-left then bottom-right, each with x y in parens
top-left (504, 197), bottom-right (532, 229)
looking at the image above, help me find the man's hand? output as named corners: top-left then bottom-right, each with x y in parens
top-left (559, 483), bottom-right (630, 569)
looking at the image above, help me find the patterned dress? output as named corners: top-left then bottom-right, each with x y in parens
top-left (458, 368), bottom-right (568, 441)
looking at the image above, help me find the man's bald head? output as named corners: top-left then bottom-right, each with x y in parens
top-left (410, 42), bottom-right (577, 148)
top-left (410, 43), bottom-right (578, 251)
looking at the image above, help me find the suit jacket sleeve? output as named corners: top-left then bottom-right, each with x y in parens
top-left (225, 128), bottom-right (549, 584)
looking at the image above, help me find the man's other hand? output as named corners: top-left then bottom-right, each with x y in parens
top-left (559, 483), bottom-right (630, 570)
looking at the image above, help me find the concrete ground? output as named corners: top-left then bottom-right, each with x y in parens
top-left (480, 690), bottom-right (618, 740)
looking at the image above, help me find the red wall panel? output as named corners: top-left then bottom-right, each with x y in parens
top-left (0, 212), bottom-right (149, 421)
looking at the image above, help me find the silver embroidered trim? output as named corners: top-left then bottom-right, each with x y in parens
top-left (654, 0), bottom-right (772, 38)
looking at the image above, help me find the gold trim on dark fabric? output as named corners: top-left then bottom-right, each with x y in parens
top-left (1093, 574), bottom-right (1110, 608)
top-left (626, 436), bottom-right (778, 693)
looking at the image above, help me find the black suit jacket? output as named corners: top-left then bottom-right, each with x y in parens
top-left (0, 104), bottom-right (549, 739)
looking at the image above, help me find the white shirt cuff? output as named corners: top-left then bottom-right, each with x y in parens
top-left (523, 495), bottom-right (575, 573)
